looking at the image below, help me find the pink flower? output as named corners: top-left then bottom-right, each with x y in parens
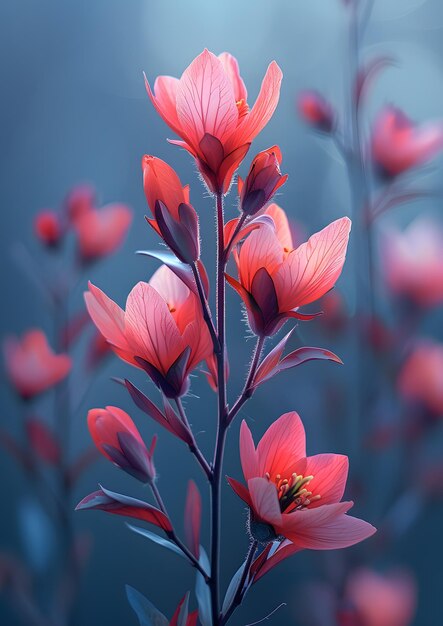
top-left (298, 91), bottom-right (335, 132)
top-left (85, 265), bottom-right (212, 397)
top-left (398, 340), bottom-right (443, 416)
top-left (73, 203), bottom-right (132, 261)
top-left (238, 146), bottom-right (288, 215)
top-left (88, 406), bottom-right (156, 483)
top-left (344, 568), bottom-right (417, 626)
top-left (228, 412), bottom-right (375, 549)
top-left (142, 155), bottom-right (199, 263)
top-left (3, 330), bottom-right (71, 399)
top-left (34, 210), bottom-right (63, 247)
top-left (382, 217), bottom-right (443, 308)
top-left (226, 204), bottom-right (351, 336)
top-left (145, 49), bottom-right (282, 194)
top-left (372, 106), bottom-right (443, 178)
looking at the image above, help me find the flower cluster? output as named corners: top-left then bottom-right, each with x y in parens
top-left (76, 49), bottom-right (375, 625)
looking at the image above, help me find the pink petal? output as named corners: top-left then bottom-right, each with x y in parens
top-left (230, 61), bottom-right (283, 148)
top-left (84, 283), bottom-right (133, 360)
top-left (248, 477), bottom-right (282, 526)
top-left (239, 421), bottom-right (259, 481)
top-left (274, 217), bottom-right (351, 312)
top-left (227, 476), bottom-right (252, 507)
top-left (175, 49), bottom-right (238, 148)
top-left (256, 411), bottom-right (306, 480)
top-left (238, 224), bottom-right (282, 291)
top-left (303, 454), bottom-right (349, 508)
top-left (265, 204), bottom-right (293, 251)
top-left (145, 73), bottom-right (183, 138)
top-left (218, 52), bottom-right (248, 103)
top-left (280, 501), bottom-right (376, 550)
top-left (124, 282), bottom-right (184, 375)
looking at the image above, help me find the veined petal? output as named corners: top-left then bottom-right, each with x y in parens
top-left (265, 204), bottom-right (293, 251)
top-left (303, 454), bottom-right (349, 508)
top-left (248, 477), bottom-right (282, 526)
top-left (84, 282), bottom-right (133, 362)
top-left (218, 52), bottom-right (248, 103)
top-left (256, 412), bottom-right (306, 481)
top-left (274, 217), bottom-right (351, 312)
top-left (238, 225), bottom-right (283, 291)
top-left (125, 282), bottom-right (184, 375)
top-left (230, 61), bottom-right (283, 148)
top-left (176, 49), bottom-right (238, 148)
top-left (145, 74), bottom-right (183, 138)
top-left (279, 501), bottom-right (375, 549)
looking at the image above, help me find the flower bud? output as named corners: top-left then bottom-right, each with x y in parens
top-left (88, 406), bottom-right (156, 483)
top-left (298, 91), bottom-right (335, 133)
top-left (143, 156), bottom-right (200, 264)
top-left (239, 146), bottom-right (287, 216)
top-left (34, 210), bottom-right (63, 247)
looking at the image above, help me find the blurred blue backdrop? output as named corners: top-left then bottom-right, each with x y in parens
top-left (1, 1), bottom-right (443, 624)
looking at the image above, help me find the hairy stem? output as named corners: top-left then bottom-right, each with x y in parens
top-left (209, 191), bottom-right (229, 625)
top-left (227, 336), bottom-right (265, 427)
top-left (191, 262), bottom-right (220, 354)
top-left (175, 398), bottom-right (212, 480)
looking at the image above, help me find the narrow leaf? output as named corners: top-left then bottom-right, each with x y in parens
top-left (125, 585), bottom-right (169, 626)
top-left (221, 562), bottom-right (246, 615)
top-left (136, 250), bottom-right (197, 295)
top-left (195, 547), bottom-right (212, 626)
top-left (127, 524), bottom-right (185, 560)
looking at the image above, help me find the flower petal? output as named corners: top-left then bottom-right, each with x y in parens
top-left (304, 454), bottom-right (349, 507)
top-left (248, 477), bottom-right (282, 526)
top-left (274, 217), bottom-right (351, 312)
top-left (125, 282), bottom-right (184, 375)
top-left (280, 501), bottom-right (376, 550)
top-left (176, 49), bottom-right (238, 148)
top-left (256, 411), bottom-right (306, 481)
top-left (231, 61), bottom-right (283, 148)
top-left (239, 421), bottom-right (259, 481)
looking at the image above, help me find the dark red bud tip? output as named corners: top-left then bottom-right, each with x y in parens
top-left (240, 147), bottom-right (287, 215)
top-left (298, 91), bottom-right (335, 133)
top-left (154, 200), bottom-right (200, 264)
top-left (34, 211), bottom-right (63, 247)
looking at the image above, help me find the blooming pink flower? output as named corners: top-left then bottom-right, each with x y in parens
top-left (298, 91), bottom-right (335, 132)
top-left (238, 146), bottom-right (287, 215)
top-left (142, 155), bottom-right (199, 263)
top-left (372, 106), bottom-right (443, 178)
top-left (226, 204), bottom-right (351, 336)
top-left (398, 340), bottom-right (443, 416)
top-left (85, 265), bottom-right (212, 397)
top-left (382, 217), bottom-right (443, 308)
top-left (3, 330), bottom-right (71, 399)
top-left (228, 412), bottom-right (375, 549)
top-left (73, 203), bottom-right (132, 261)
top-left (145, 49), bottom-right (282, 194)
top-left (34, 210), bottom-right (63, 247)
top-left (88, 406), bottom-right (156, 483)
top-left (344, 568), bottom-right (417, 626)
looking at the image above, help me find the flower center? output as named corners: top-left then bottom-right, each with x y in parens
top-left (265, 472), bottom-right (321, 513)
